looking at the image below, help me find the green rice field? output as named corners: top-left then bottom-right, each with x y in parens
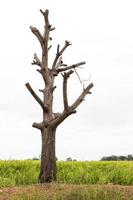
top-left (0, 160), bottom-right (133, 187)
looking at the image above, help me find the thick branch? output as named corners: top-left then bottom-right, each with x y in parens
top-left (57, 61), bottom-right (85, 73)
top-left (63, 70), bottom-right (74, 110)
top-left (30, 26), bottom-right (44, 48)
top-left (25, 83), bottom-right (48, 112)
top-left (52, 41), bottom-right (71, 70)
top-left (71, 83), bottom-right (93, 110)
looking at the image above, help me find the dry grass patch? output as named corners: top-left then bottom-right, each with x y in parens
top-left (0, 184), bottom-right (133, 200)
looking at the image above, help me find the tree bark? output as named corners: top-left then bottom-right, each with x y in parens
top-left (39, 127), bottom-right (57, 183)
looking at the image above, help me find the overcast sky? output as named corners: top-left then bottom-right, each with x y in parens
top-left (0, 0), bottom-right (133, 160)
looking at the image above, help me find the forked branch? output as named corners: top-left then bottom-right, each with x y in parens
top-left (52, 40), bottom-right (72, 70)
top-left (40, 9), bottom-right (55, 31)
top-left (51, 82), bottom-right (93, 127)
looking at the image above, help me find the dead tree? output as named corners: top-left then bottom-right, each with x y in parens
top-left (25, 9), bottom-right (93, 183)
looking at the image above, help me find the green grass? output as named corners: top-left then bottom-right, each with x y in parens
top-left (58, 161), bottom-right (133, 185)
top-left (1, 160), bottom-right (133, 187)
top-left (0, 160), bottom-right (39, 187)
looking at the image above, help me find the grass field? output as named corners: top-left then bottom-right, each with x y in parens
top-left (1, 160), bottom-right (133, 187)
top-left (1, 160), bottom-right (133, 199)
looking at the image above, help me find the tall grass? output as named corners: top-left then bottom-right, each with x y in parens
top-left (0, 160), bottom-right (39, 187)
top-left (0, 160), bottom-right (133, 187)
top-left (58, 161), bottom-right (133, 185)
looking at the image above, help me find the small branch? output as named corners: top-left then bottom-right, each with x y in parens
top-left (50, 27), bottom-right (55, 31)
top-left (48, 45), bottom-right (52, 51)
top-left (52, 41), bottom-right (72, 70)
top-left (32, 122), bottom-right (43, 130)
top-left (57, 44), bottom-right (60, 54)
top-left (30, 26), bottom-right (44, 48)
top-left (25, 83), bottom-right (48, 112)
top-left (36, 69), bottom-right (42, 74)
top-left (70, 83), bottom-right (93, 110)
top-left (39, 89), bottom-right (44, 93)
top-left (57, 61), bottom-right (85, 73)
top-left (60, 40), bottom-right (72, 55)
top-left (60, 64), bottom-right (68, 67)
top-left (31, 53), bottom-right (42, 67)
top-left (51, 86), bottom-right (57, 93)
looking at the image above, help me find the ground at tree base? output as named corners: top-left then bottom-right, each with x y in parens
top-left (0, 184), bottom-right (133, 200)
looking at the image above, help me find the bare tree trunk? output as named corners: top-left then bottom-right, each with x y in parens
top-left (26, 9), bottom-right (93, 183)
top-left (39, 127), bottom-right (57, 183)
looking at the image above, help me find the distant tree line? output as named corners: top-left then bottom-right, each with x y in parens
top-left (101, 155), bottom-right (133, 161)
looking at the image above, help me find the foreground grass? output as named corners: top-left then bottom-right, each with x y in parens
top-left (1, 184), bottom-right (133, 200)
top-left (1, 160), bottom-right (133, 187)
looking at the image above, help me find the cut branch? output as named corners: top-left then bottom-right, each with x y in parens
top-left (32, 122), bottom-right (43, 130)
top-left (30, 26), bottom-right (44, 47)
top-left (40, 9), bottom-right (55, 33)
top-left (57, 61), bottom-right (85, 73)
top-left (25, 83), bottom-right (48, 112)
top-left (40, 9), bottom-right (49, 27)
top-left (39, 89), bottom-right (44, 93)
top-left (50, 27), bottom-right (55, 31)
top-left (70, 83), bottom-right (93, 110)
top-left (52, 41), bottom-right (71, 70)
